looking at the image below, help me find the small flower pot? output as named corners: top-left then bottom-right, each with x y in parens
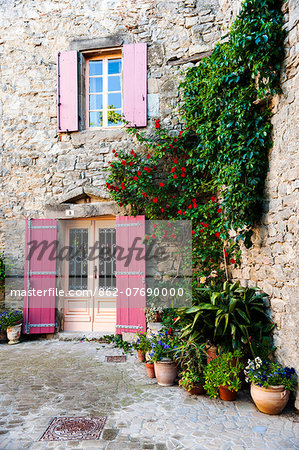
top-left (250, 383), bottom-right (290, 415)
top-left (188, 383), bottom-right (205, 395)
top-left (145, 362), bottom-right (155, 378)
top-left (206, 345), bottom-right (217, 364)
top-left (219, 385), bottom-right (237, 401)
top-left (137, 350), bottom-right (145, 362)
top-left (6, 323), bottom-right (22, 345)
top-left (154, 312), bottom-right (163, 323)
top-left (154, 361), bottom-right (177, 386)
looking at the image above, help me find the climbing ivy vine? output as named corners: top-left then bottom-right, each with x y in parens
top-left (105, 0), bottom-right (284, 282)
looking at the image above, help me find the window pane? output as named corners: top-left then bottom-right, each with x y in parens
top-left (108, 93), bottom-right (122, 109)
top-left (89, 60), bottom-right (103, 76)
top-left (108, 110), bottom-right (122, 127)
top-left (89, 77), bottom-right (103, 93)
top-left (108, 58), bottom-right (121, 75)
top-left (98, 228), bottom-right (116, 289)
top-left (89, 111), bottom-right (102, 127)
top-left (108, 75), bottom-right (121, 92)
top-left (89, 94), bottom-right (103, 110)
top-left (69, 229), bottom-right (88, 290)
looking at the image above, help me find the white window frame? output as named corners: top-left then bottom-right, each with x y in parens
top-left (85, 50), bottom-right (122, 130)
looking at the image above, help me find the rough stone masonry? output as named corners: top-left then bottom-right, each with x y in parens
top-left (0, 0), bottom-right (298, 406)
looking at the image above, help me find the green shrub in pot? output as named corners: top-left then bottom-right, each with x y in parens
top-left (203, 350), bottom-right (244, 398)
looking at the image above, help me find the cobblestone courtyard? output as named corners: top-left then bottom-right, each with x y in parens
top-left (0, 339), bottom-right (298, 449)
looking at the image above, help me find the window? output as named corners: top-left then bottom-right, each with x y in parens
top-left (57, 43), bottom-right (147, 133)
top-left (86, 52), bottom-right (122, 129)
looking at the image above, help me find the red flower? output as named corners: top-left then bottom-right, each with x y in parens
top-left (142, 192), bottom-right (147, 197)
top-left (171, 168), bottom-right (175, 173)
top-left (248, 336), bottom-right (252, 343)
top-left (173, 158), bottom-right (178, 164)
top-left (153, 224), bottom-right (157, 228)
top-left (178, 210), bottom-right (182, 215)
top-left (179, 131), bottom-right (183, 138)
top-left (166, 204), bottom-right (169, 208)
top-left (155, 119), bottom-right (160, 129)
top-left (145, 236), bottom-right (150, 240)
top-left (192, 230), bottom-right (195, 235)
top-left (134, 176), bottom-right (138, 181)
top-left (215, 232), bottom-right (220, 238)
top-left (160, 182), bottom-right (164, 187)
top-left (119, 202), bottom-right (123, 207)
top-left (161, 208), bottom-right (165, 212)
top-left (217, 208), bottom-right (223, 213)
top-left (173, 138), bottom-right (177, 142)
top-left (188, 205), bottom-right (192, 209)
top-left (121, 183), bottom-right (125, 190)
top-left (172, 196), bottom-right (175, 199)
top-left (122, 160), bottom-right (126, 166)
top-left (171, 234), bottom-right (175, 238)
top-left (181, 173), bottom-right (185, 177)
top-left (112, 149), bottom-right (115, 153)
top-left (153, 198), bottom-right (158, 203)
top-left (211, 196), bottom-right (217, 202)
top-left (181, 167), bottom-right (186, 172)
top-left (114, 153), bottom-right (118, 157)
top-left (224, 250), bottom-right (228, 258)
top-left (200, 229), bottom-right (204, 233)
top-left (130, 150), bottom-right (135, 155)
top-left (152, 234), bottom-right (156, 239)
top-left (230, 258), bottom-right (236, 264)
top-left (173, 174), bottom-right (177, 179)
top-left (203, 223), bottom-right (209, 229)
top-left (129, 161), bottom-right (133, 166)
top-left (137, 171), bottom-right (141, 176)
top-left (147, 154), bottom-right (151, 159)
top-left (169, 144), bottom-right (173, 149)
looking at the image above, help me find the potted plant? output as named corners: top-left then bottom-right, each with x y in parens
top-left (204, 351), bottom-right (244, 401)
top-left (245, 357), bottom-right (297, 415)
top-left (0, 310), bottom-right (23, 344)
top-left (148, 331), bottom-right (178, 386)
top-left (132, 333), bottom-right (151, 362)
top-left (145, 304), bottom-right (164, 323)
top-left (144, 360), bottom-right (155, 378)
top-left (175, 337), bottom-right (206, 395)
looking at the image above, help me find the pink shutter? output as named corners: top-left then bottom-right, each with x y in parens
top-left (23, 219), bottom-right (57, 334)
top-left (57, 50), bottom-right (78, 132)
top-left (116, 216), bottom-right (146, 334)
top-left (123, 43), bottom-right (147, 127)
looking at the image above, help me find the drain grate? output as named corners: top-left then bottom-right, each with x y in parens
top-left (40, 416), bottom-right (107, 441)
top-left (105, 355), bottom-right (126, 363)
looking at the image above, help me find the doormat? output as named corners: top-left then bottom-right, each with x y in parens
top-left (106, 355), bottom-right (126, 362)
top-left (40, 416), bottom-right (107, 441)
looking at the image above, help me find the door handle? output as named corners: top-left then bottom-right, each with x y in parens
top-left (94, 265), bottom-right (97, 279)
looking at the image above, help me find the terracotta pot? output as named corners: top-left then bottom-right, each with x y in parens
top-left (0, 330), bottom-right (6, 341)
top-left (219, 385), bottom-right (237, 401)
top-left (145, 362), bottom-right (155, 378)
top-left (250, 383), bottom-right (290, 415)
top-left (137, 350), bottom-right (145, 362)
top-left (154, 312), bottom-right (163, 322)
top-left (154, 361), bottom-right (177, 386)
top-left (188, 383), bottom-right (205, 395)
top-left (6, 323), bottom-right (22, 345)
top-left (206, 345), bottom-right (217, 364)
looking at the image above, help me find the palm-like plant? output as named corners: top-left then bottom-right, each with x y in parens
top-left (179, 281), bottom-right (274, 357)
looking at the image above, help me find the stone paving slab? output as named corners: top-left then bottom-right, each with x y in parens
top-left (0, 339), bottom-right (298, 449)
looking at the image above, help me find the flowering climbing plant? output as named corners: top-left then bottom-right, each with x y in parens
top-left (106, 122), bottom-right (239, 282)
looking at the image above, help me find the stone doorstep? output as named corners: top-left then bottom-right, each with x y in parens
top-left (54, 332), bottom-right (110, 342)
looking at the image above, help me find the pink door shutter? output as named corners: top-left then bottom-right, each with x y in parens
top-left (116, 216), bottom-right (146, 334)
top-left (23, 219), bottom-right (57, 334)
top-left (57, 50), bottom-right (79, 132)
top-left (123, 43), bottom-right (147, 127)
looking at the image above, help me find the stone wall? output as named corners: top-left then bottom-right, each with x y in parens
top-left (230, 0), bottom-right (299, 408)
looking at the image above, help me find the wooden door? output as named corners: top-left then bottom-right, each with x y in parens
top-left (63, 218), bottom-right (116, 332)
